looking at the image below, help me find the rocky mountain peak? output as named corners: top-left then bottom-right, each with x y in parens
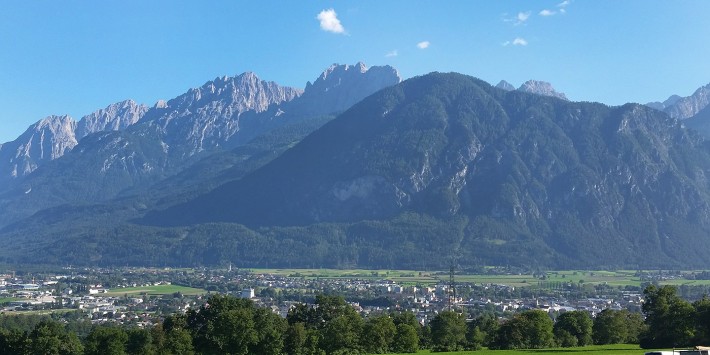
top-left (154, 100), bottom-right (168, 109)
top-left (159, 72), bottom-right (302, 118)
top-left (30, 115), bottom-right (79, 157)
top-left (0, 115), bottom-right (78, 180)
top-left (318, 62), bottom-right (369, 81)
top-left (518, 80), bottom-right (568, 100)
top-left (300, 63), bottom-right (401, 114)
top-left (76, 99), bottom-right (148, 138)
top-left (496, 80), bottom-right (516, 91)
top-left (663, 83), bottom-right (710, 119)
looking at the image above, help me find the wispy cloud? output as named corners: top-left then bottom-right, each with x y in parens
top-left (557, 0), bottom-right (571, 13)
top-left (517, 11), bottom-right (531, 23)
top-left (385, 50), bottom-right (398, 57)
top-left (504, 37), bottom-right (528, 47)
top-left (541, 1), bottom-right (570, 17)
top-left (417, 41), bottom-right (430, 49)
top-left (503, 11), bottom-right (531, 25)
top-left (513, 37), bottom-right (528, 46)
top-left (316, 8), bottom-right (346, 34)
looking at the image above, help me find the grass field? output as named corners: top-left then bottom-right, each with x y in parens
top-left (250, 268), bottom-right (640, 287)
top-left (0, 308), bottom-right (76, 316)
top-left (250, 268), bottom-right (710, 289)
top-left (102, 284), bottom-right (205, 297)
top-left (388, 344), bottom-right (646, 355)
top-left (0, 297), bottom-right (16, 304)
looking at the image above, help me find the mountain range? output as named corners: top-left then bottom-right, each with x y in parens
top-left (2, 64), bottom-right (710, 270)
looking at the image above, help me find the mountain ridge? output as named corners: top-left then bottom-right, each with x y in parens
top-left (2, 69), bottom-right (710, 269)
top-left (0, 63), bottom-right (401, 228)
top-left (143, 72), bottom-right (710, 268)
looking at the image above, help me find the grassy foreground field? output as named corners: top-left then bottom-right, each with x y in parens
top-left (388, 344), bottom-right (645, 355)
top-left (102, 284), bottom-right (205, 297)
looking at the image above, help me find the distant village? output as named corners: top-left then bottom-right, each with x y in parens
top-left (0, 267), bottom-right (697, 327)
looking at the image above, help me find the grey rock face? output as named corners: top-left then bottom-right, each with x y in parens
top-left (518, 80), bottom-right (568, 100)
top-left (0, 63), bottom-right (403, 228)
top-left (664, 84), bottom-right (710, 119)
top-left (0, 100), bottom-right (149, 182)
top-left (76, 100), bottom-right (148, 138)
top-left (300, 62), bottom-right (401, 114)
top-left (0, 115), bottom-right (78, 179)
top-left (143, 72), bottom-right (303, 155)
top-left (496, 80), bottom-right (516, 91)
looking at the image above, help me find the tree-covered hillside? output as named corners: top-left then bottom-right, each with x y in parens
top-left (3, 73), bottom-right (710, 269)
top-left (144, 73), bottom-right (710, 269)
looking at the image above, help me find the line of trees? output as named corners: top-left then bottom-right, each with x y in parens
top-left (1, 285), bottom-right (707, 354)
top-left (640, 284), bottom-right (710, 348)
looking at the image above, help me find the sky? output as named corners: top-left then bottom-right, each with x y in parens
top-left (2, 1), bottom-right (710, 143)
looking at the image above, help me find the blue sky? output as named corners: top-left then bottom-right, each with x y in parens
top-left (2, 1), bottom-right (710, 143)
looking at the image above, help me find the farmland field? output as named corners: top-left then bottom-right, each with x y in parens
top-left (0, 297), bottom-right (16, 304)
top-left (102, 284), bottom-right (205, 297)
top-left (249, 268), bottom-right (707, 288)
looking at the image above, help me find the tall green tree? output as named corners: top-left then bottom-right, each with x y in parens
top-left (392, 323), bottom-right (419, 353)
top-left (554, 311), bottom-right (593, 347)
top-left (640, 285), bottom-right (695, 348)
top-left (162, 328), bottom-right (194, 355)
top-left (284, 322), bottom-right (308, 355)
top-left (84, 326), bottom-right (128, 355)
top-left (250, 307), bottom-right (287, 355)
top-left (126, 328), bottom-right (155, 355)
top-left (429, 311), bottom-right (467, 352)
top-left (592, 309), bottom-right (627, 345)
top-left (391, 311), bottom-right (425, 349)
top-left (360, 315), bottom-right (396, 353)
top-left (469, 313), bottom-right (499, 348)
top-left (492, 310), bottom-right (554, 349)
top-left (0, 328), bottom-right (28, 355)
top-left (694, 296), bottom-right (710, 345)
top-left (186, 294), bottom-right (291, 354)
top-left (319, 313), bottom-right (363, 354)
top-left (27, 320), bottom-right (83, 355)
top-left (157, 316), bottom-right (194, 355)
top-left (206, 306), bottom-right (256, 354)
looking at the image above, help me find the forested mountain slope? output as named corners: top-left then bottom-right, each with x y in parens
top-left (147, 72), bottom-right (710, 268)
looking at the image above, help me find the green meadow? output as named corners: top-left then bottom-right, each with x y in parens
top-left (102, 284), bottom-right (205, 297)
top-left (249, 268), bottom-right (706, 288)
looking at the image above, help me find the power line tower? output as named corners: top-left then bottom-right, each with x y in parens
top-left (448, 264), bottom-right (456, 311)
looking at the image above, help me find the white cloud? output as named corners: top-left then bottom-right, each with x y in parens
top-left (503, 11), bottom-right (531, 25)
top-left (385, 50), bottom-right (398, 57)
top-left (417, 41), bottom-right (430, 49)
top-left (558, 0), bottom-right (570, 7)
top-left (513, 37), bottom-right (528, 46)
top-left (517, 11), bottom-right (531, 23)
top-left (539, 9), bottom-right (556, 16)
top-left (317, 8), bottom-right (345, 34)
top-left (502, 38), bottom-right (528, 47)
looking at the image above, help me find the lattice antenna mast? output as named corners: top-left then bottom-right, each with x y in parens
top-left (448, 265), bottom-right (456, 311)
